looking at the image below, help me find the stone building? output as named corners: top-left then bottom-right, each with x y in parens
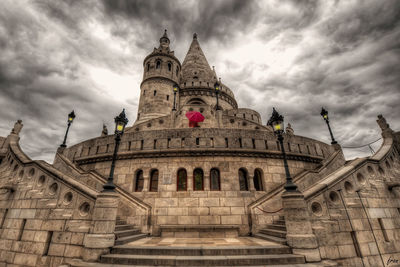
top-left (0, 31), bottom-right (399, 266)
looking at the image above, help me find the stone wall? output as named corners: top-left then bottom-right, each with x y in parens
top-left (0, 135), bottom-right (101, 266)
top-left (302, 132), bottom-right (400, 266)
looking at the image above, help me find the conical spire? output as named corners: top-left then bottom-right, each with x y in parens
top-left (181, 33), bottom-right (215, 85)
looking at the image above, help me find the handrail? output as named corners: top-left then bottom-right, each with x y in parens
top-left (248, 148), bottom-right (342, 211)
top-left (56, 153), bottom-right (151, 212)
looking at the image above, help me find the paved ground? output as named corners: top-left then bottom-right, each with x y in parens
top-left (123, 237), bottom-right (282, 247)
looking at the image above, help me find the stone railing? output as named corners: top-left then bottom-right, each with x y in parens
top-left (63, 128), bottom-right (334, 165)
top-left (299, 125), bottom-right (400, 266)
top-left (248, 147), bottom-right (345, 231)
top-left (53, 152), bottom-right (152, 233)
top-left (0, 132), bottom-right (119, 266)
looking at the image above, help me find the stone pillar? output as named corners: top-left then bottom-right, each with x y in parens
top-left (248, 175), bottom-right (256, 191)
top-left (282, 190), bottom-right (320, 262)
top-left (187, 173), bottom-right (193, 191)
top-left (142, 172), bottom-right (149, 192)
top-left (204, 175), bottom-right (210, 191)
top-left (83, 191), bottom-right (119, 262)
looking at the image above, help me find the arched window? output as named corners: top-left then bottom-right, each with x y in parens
top-left (193, 168), bottom-right (204, 191)
top-left (150, 169), bottom-right (159, 192)
top-left (176, 66), bottom-right (179, 76)
top-left (168, 62), bottom-right (172, 71)
top-left (253, 169), bottom-right (264, 191)
top-left (156, 60), bottom-right (161, 69)
top-left (210, 168), bottom-right (220, 191)
top-left (238, 168), bottom-right (249, 191)
top-left (135, 170), bottom-right (144, 192)
top-left (147, 63), bottom-right (150, 72)
top-left (177, 169), bottom-right (187, 191)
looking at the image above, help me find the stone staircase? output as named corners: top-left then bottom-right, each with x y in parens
top-left (114, 216), bottom-right (147, 246)
top-left (254, 216), bottom-right (287, 245)
top-left (99, 244), bottom-right (307, 266)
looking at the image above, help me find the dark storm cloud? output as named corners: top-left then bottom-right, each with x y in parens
top-left (101, 0), bottom-right (259, 48)
top-left (0, 0), bottom-right (399, 162)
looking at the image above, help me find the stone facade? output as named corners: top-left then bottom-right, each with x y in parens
top-left (0, 31), bottom-right (399, 266)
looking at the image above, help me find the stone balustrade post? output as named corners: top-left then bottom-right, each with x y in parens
top-left (282, 190), bottom-right (321, 262)
top-left (82, 191), bottom-right (119, 262)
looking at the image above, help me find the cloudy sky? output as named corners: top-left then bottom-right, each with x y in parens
top-left (0, 0), bottom-right (399, 162)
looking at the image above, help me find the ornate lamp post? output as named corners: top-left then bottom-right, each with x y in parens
top-left (320, 107), bottom-right (337, 144)
top-left (267, 108), bottom-right (298, 192)
top-left (60, 110), bottom-right (76, 148)
top-left (172, 83), bottom-right (178, 111)
top-left (214, 81), bottom-right (221, 110)
top-left (102, 109), bottom-right (129, 192)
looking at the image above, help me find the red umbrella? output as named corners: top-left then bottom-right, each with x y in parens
top-left (185, 111), bottom-right (204, 127)
top-left (185, 111), bottom-right (205, 122)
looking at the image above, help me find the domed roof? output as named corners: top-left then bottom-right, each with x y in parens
top-left (181, 33), bottom-right (217, 85)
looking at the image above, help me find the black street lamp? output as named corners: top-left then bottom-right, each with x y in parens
top-left (60, 110), bottom-right (76, 148)
top-left (267, 108), bottom-right (298, 192)
top-left (102, 109), bottom-right (129, 192)
top-left (320, 107), bottom-right (337, 144)
top-left (214, 81), bottom-right (221, 110)
top-left (172, 83), bottom-right (178, 111)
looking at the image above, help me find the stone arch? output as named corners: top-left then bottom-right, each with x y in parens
top-left (210, 168), bottom-right (221, 191)
top-left (149, 169), bottom-right (159, 192)
top-left (193, 168), bottom-right (204, 191)
top-left (253, 168), bottom-right (264, 191)
top-left (134, 169), bottom-right (144, 192)
top-left (177, 168), bottom-right (187, 191)
top-left (238, 168), bottom-right (249, 191)
top-left (186, 98), bottom-right (207, 105)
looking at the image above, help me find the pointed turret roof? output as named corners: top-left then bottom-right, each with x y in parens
top-left (181, 33), bottom-right (216, 85)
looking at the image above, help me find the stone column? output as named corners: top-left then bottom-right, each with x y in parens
top-left (282, 190), bottom-right (320, 262)
top-left (83, 191), bottom-right (119, 262)
top-left (187, 173), bottom-right (193, 191)
top-left (204, 175), bottom-right (210, 191)
top-left (142, 172), bottom-right (149, 192)
top-left (248, 175), bottom-right (256, 191)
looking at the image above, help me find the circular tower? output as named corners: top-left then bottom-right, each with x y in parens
top-left (136, 30), bottom-right (181, 123)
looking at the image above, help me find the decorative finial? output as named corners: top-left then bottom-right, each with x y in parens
top-left (11, 119), bottom-right (23, 135)
top-left (101, 123), bottom-right (108, 137)
top-left (163, 29), bottom-right (168, 37)
top-left (193, 33), bottom-right (197, 39)
top-left (212, 66), bottom-right (215, 70)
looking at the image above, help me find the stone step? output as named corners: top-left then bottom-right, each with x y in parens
top-left (259, 229), bottom-right (286, 238)
top-left (116, 220), bottom-right (127, 225)
top-left (115, 233), bottom-right (147, 246)
top-left (115, 224), bottom-right (135, 231)
top-left (265, 224), bottom-right (286, 231)
top-left (274, 220), bottom-right (286, 225)
top-left (115, 229), bottom-right (141, 238)
top-left (111, 245), bottom-right (291, 256)
top-left (68, 258), bottom-right (328, 267)
top-left (100, 253), bottom-right (305, 266)
top-left (253, 234), bottom-right (287, 245)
